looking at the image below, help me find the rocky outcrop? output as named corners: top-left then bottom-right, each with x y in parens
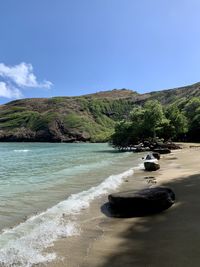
top-left (108, 187), bottom-right (175, 217)
top-left (0, 124), bottom-right (91, 142)
top-left (0, 128), bottom-right (36, 142)
top-left (132, 141), bottom-right (181, 153)
top-left (144, 161), bottom-right (160, 171)
top-left (159, 142), bottom-right (181, 150)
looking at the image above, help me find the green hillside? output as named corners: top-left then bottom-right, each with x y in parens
top-left (0, 84), bottom-right (199, 142)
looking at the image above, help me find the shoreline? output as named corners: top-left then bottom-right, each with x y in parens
top-left (0, 143), bottom-right (142, 267)
top-left (46, 145), bottom-right (200, 267)
top-left (81, 146), bottom-right (200, 267)
top-left (0, 143), bottom-right (136, 232)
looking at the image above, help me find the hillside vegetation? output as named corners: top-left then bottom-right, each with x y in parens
top-left (0, 84), bottom-right (200, 142)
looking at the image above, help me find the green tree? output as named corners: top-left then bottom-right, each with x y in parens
top-left (130, 106), bottom-right (145, 123)
top-left (156, 118), bottom-right (175, 140)
top-left (110, 120), bottom-right (132, 150)
top-left (143, 100), bottom-right (164, 138)
top-left (165, 104), bottom-right (188, 139)
top-left (184, 98), bottom-right (200, 140)
top-left (184, 97), bottom-right (200, 119)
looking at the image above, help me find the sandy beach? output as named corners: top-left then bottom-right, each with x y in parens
top-left (45, 144), bottom-right (200, 267)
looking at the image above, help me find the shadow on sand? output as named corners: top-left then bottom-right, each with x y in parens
top-left (97, 173), bottom-right (200, 267)
top-left (101, 202), bottom-right (167, 218)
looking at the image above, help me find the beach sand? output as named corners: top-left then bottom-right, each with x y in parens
top-left (46, 144), bottom-right (200, 267)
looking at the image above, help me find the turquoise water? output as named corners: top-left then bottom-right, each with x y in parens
top-left (0, 143), bottom-right (143, 266)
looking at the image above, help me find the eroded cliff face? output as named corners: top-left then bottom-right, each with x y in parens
top-left (0, 110), bottom-right (96, 142)
top-left (0, 125), bottom-right (90, 142)
top-left (0, 90), bottom-right (136, 142)
top-left (0, 85), bottom-right (200, 142)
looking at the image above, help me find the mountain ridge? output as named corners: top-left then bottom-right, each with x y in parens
top-left (0, 82), bottom-right (200, 142)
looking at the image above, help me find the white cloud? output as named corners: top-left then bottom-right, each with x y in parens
top-left (0, 62), bottom-right (52, 88)
top-left (0, 82), bottom-right (23, 99)
top-left (0, 62), bottom-right (53, 99)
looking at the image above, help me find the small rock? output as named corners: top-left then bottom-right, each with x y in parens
top-left (144, 176), bottom-right (155, 180)
top-left (152, 152), bottom-right (160, 160)
top-left (145, 154), bottom-right (153, 160)
top-left (144, 161), bottom-right (160, 171)
top-left (148, 180), bottom-right (157, 184)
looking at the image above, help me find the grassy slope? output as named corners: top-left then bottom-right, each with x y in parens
top-left (0, 84), bottom-right (199, 142)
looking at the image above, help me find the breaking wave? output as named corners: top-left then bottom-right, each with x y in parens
top-left (0, 167), bottom-right (135, 267)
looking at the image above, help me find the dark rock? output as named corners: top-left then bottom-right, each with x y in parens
top-left (145, 154), bottom-right (153, 160)
top-left (164, 142), bottom-right (182, 150)
top-left (108, 187), bottom-right (175, 217)
top-left (154, 142), bottom-right (181, 150)
top-left (152, 152), bottom-right (160, 160)
top-left (153, 148), bottom-right (171, 154)
top-left (144, 161), bottom-right (160, 171)
top-left (145, 152), bottom-right (160, 160)
top-left (143, 140), bottom-right (151, 147)
top-left (144, 176), bottom-right (155, 180)
top-left (135, 147), bottom-right (150, 153)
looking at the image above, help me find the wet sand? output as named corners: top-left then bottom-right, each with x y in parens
top-left (46, 145), bottom-right (200, 267)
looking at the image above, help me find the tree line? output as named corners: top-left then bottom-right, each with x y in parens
top-left (110, 97), bottom-right (200, 150)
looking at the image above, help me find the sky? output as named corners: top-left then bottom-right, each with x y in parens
top-left (1, 0), bottom-right (200, 104)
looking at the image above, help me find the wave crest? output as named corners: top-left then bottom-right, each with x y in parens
top-left (0, 168), bottom-right (134, 267)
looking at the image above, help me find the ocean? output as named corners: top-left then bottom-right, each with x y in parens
top-left (0, 143), bottom-right (144, 267)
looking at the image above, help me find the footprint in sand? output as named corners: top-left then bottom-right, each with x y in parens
top-left (144, 176), bottom-right (157, 184)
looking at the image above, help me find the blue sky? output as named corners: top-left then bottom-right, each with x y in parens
top-left (0, 0), bottom-right (200, 103)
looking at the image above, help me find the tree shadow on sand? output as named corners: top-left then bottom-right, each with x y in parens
top-left (96, 173), bottom-right (200, 267)
top-left (101, 202), bottom-right (168, 218)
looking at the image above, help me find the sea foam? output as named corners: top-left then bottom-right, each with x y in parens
top-left (13, 150), bottom-right (30, 153)
top-left (0, 167), bottom-right (135, 267)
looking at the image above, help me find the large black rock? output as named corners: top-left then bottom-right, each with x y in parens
top-left (108, 187), bottom-right (175, 217)
top-left (144, 161), bottom-right (160, 171)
